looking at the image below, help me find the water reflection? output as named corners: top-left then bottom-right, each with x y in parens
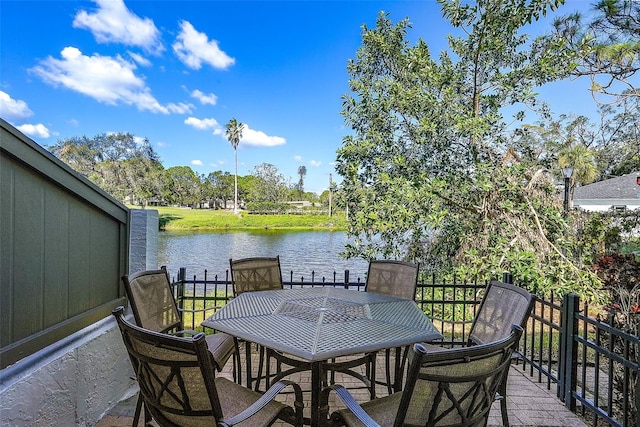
top-left (158, 230), bottom-right (369, 280)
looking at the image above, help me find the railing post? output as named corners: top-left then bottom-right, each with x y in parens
top-left (558, 293), bottom-right (569, 402)
top-left (177, 267), bottom-right (186, 317)
top-left (344, 270), bottom-right (350, 289)
top-left (559, 293), bottom-right (579, 410)
top-left (502, 272), bottom-right (513, 284)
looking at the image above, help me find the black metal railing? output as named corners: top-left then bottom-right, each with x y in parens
top-left (568, 297), bottom-right (639, 427)
top-left (168, 267), bottom-right (639, 427)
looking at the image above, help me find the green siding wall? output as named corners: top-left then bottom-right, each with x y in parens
top-left (0, 119), bottom-right (129, 368)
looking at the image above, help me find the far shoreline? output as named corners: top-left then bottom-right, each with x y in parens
top-left (132, 206), bottom-right (348, 232)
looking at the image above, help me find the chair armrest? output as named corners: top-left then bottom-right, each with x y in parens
top-left (218, 380), bottom-right (303, 427)
top-left (170, 329), bottom-right (200, 337)
top-left (320, 385), bottom-right (380, 427)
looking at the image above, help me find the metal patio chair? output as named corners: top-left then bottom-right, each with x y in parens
top-left (319, 325), bottom-right (523, 427)
top-left (425, 279), bottom-right (534, 426)
top-left (326, 260), bottom-right (420, 398)
top-left (122, 267), bottom-right (237, 424)
top-left (230, 256), bottom-right (285, 390)
top-left (230, 256), bottom-right (285, 295)
top-left (112, 306), bottom-right (304, 427)
top-left (365, 260), bottom-right (420, 394)
top-left (365, 260), bottom-right (419, 301)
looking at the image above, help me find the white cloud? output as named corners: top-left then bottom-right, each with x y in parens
top-left (294, 155), bottom-right (303, 162)
top-left (73, 0), bottom-right (163, 54)
top-left (30, 46), bottom-right (170, 114)
top-left (17, 123), bottom-right (51, 138)
top-left (191, 159), bottom-right (203, 166)
top-left (309, 160), bottom-right (322, 167)
top-left (173, 21), bottom-right (235, 70)
top-left (184, 116), bottom-right (220, 130)
top-left (191, 89), bottom-right (217, 105)
top-left (239, 125), bottom-right (286, 147)
top-left (0, 91), bottom-right (33, 120)
top-left (127, 51), bottom-right (152, 67)
top-left (167, 102), bottom-right (193, 114)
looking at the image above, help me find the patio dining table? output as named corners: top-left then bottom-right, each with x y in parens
top-left (202, 286), bottom-right (442, 427)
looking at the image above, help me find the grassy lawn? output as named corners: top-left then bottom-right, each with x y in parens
top-left (135, 206), bottom-right (349, 231)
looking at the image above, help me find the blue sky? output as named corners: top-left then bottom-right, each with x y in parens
top-left (1, 0), bottom-right (600, 194)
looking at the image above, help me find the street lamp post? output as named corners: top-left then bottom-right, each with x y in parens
top-left (562, 167), bottom-right (574, 214)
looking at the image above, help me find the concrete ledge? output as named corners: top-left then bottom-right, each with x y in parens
top-left (0, 315), bottom-right (135, 426)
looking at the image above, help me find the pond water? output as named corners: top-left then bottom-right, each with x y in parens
top-left (157, 230), bottom-right (369, 281)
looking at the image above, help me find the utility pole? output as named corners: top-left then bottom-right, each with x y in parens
top-left (328, 173), bottom-right (333, 217)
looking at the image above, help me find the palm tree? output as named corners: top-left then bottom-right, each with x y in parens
top-left (225, 118), bottom-right (245, 214)
top-left (559, 145), bottom-right (598, 209)
top-left (297, 165), bottom-right (307, 197)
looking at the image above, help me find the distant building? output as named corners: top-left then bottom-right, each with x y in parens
top-left (285, 200), bottom-right (313, 208)
top-left (573, 172), bottom-right (640, 212)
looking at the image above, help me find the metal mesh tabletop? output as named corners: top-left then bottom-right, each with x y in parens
top-left (202, 287), bottom-right (442, 361)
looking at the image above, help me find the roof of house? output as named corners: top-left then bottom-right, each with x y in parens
top-left (574, 171), bottom-right (640, 200)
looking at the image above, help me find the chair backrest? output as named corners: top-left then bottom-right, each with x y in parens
top-left (397, 325), bottom-right (523, 427)
top-left (229, 256), bottom-right (283, 295)
top-left (121, 268), bottom-right (181, 334)
top-left (365, 260), bottom-right (419, 300)
top-left (468, 280), bottom-right (533, 346)
top-left (112, 306), bottom-right (223, 425)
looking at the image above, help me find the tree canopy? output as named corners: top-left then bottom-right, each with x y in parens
top-left (46, 132), bottom-right (326, 210)
top-left (49, 132), bottom-right (163, 205)
top-left (548, 0), bottom-right (640, 103)
top-left (336, 0), bottom-right (608, 299)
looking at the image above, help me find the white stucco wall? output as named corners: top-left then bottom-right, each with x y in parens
top-left (0, 316), bottom-right (135, 426)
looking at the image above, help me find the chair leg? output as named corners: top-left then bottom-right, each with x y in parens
top-left (329, 358), bottom-right (336, 385)
top-left (368, 352), bottom-right (376, 399)
top-left (265, 349), bottom-right (272, 390)
top-left (132, 394), bottom-right (142, 427)
top-left (499, 355), bottom-right (521, 427)
top-left (233, 338), bottom-right (242, 385)
top-left (384, 349), bottom-right (393, 395)
top-left (393, 346), bottom-right (410, 393)
top-left (244, 341), bottom-right (253, 389)
top-left (255, 345), bottom-right (266, 391)
top-left (499, 377), bottom-right (510, 426)
top-left (231, 349), bottom-right (237, 382)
